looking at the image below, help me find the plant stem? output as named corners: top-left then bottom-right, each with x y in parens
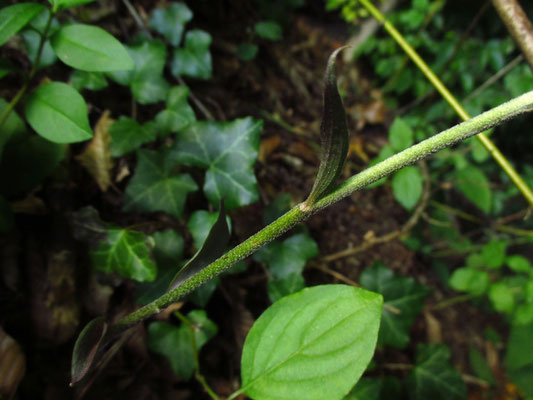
top-left (112, 90), bottom-right (533, 333)
top-left (0, 8), bottom-right (54, 130)
top-left (357, 0), bottom-right (533, 208)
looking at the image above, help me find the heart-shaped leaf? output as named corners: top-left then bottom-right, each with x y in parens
top-left (51, 24), bottom-right (135, 72)
top-left (304, 47), bottom-right (349, 208)
top-left (109, 117), bottom-right (157, 157)
top-left (171, 30), bottom-right (212, 80)
top-left (154, 85), bottom-right (196, 137)
top-left (25, 82), bottom-right (93, 143)
top-left (169, 199), bottom-right (229, 291)
top-left (71, 317), bottom-right (107, 385)
top-left (149, 2), bottom-right (193, 47)
top-left (240, 285), bottom-right (383, 400)
top-left (0, 3), bottom-right (44, 47)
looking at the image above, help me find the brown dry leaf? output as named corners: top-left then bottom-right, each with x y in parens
top-left (356, 98), bottom-right (387, 129)
top-left (258, 135), bottom-right (281, 163)
top-left (76, 110), bottom-right (114, 191)
top-left (424, 311), bottom-right (442, 343)
top-left (287, 141), bottom-right (318, 164)
top-left (349, 135), bottom-right (369, 163)
top-left (0, 327), bottom-right (26, 399)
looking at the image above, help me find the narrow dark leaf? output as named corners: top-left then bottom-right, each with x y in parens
top-left (168, 199), bottom-right (229, 291)
top-left (304, 46), bottom-right (349, 208)
top-left (71, 317), bottom-right (107, 385)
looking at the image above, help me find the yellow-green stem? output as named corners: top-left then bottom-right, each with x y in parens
top-left (357, 0), bottom-right (533, 208)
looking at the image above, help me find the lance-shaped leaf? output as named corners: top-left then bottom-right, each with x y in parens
top-left (0, 3), bottom-right (44, 47)
top-left (168, 199), bottom-right (229, 291)
top-left (303, 47), bottom-right (349, 208)
top-left (71, 317), bottom-right (107, 384)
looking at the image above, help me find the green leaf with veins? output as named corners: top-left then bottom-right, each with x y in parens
top-left (389, 117), bottom-right (414, 151)
top-left (0, 3), bottom-right (44, 47)
top-left (407, 344), bottom-right (466, 400)
top-left (392, 165), bottom-right (423, 210)
top-left (147, 310), bottom-right (217, 380)
top-left (171, 117), bottom-right (263, 209)
top-left (123, 149), bottom-right (198, 218)
top-left (345, 378), bottom-right (382, 400)
top-left (71, 71), bottom-right (108, 91)
top-left (155, 85), bottom-right (196, 137)
top-left (109, 117), bottom-right (157, 157)
top-left (107, 39), bottom-right (169, 104)
top-left (360, 262), bottom-right (430, 349)
top-left (455, 165), bottom-right (492, 213)
top-left (171, 30), bottom-right (212, 80)
top-left (188, 209), bottom-right (232, 250)
top-left (91, 226), bottom-right (156, 282)
top-left (149, 2), bottom-right (193, 47)
top-left (267, 273), bottom-right (305, 303)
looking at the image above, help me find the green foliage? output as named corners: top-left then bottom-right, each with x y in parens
top-left (392, 165), bottom-right (424, 210)
top-left (254, 21), bottom-right (283, 41)
top-left (51, 24), bottom-right (134, 72)
top-left (389, 117), bottom-right (414, 151)
top-left (48, 0), bottom-right (95, 11)
top-left (25, 82), bottom-right (93, 143)
top-left (345, 378), bottom-right (382, 400)
top-left (149, 2), bottom-right (193, 47)
top-left (360, 262), bottom-right (430, 349)
top-left (454, 165), bottom-right (492, 214)
top-left (71, 70), bottom-right (108, 91)
top-left (171, 117), bottom-right (263, 209)
top-left (240, 285), bottom-right (383, 400)
top-left (407, 344), bottom-right (466, 400)
top-left (90, 226), bottom-right (157, 282)
top-left (237, 43), bottom-right (259, 61)
top-left (109, 117), bottom-right (157, 157)
top-left (155, 85), bottom-right (196, 137)
top-left (171, 30), bottom-right (213, 80)
top-left (505, 322), bottom-right (533, 397)
top-left (22, 29), bottom-right (57, 69)
top-left (147, 310), bottom-right (218, 380)
top-left (0, 3), bottom-right (45, 47)
top-left (71, 317), bottom-right (107, 384)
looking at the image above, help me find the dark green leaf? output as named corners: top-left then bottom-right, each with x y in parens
top-left (481, 240), bottom-right (507, 269)
top-left (267, 273), bottom-right (305, 303)
top-left (360, 262), bottom-right (430, 349)
top-left (153, 229), bottom-right (184, 265)
top-left (237, 43), bottom-right (258, 61)
top-left (304, 47), bottom-right (349, 207)
top-left (0, 195), bottom-right (14, 233)
top-left (149, 2), bottom-right (193, 46)
top-left (449, 267), bottom-right (490, 295)
top-left (71, 317), bottom-right (107, 384)
top-left (69, 206), bottom-right (109, 245)
top-left (389, 117), bottom-right (414, 151)
top-left (188, 209), bottom-right (232, 250)
top-left (169, 199), bottom-right (229, 291)
top-left (345, 378), bottom-right (382, 400)
top-left (171, 117), bottom-right (263, 209)
top-left (155, 85), bottom-right (196, 137)
top-left (22, 30), bottom-right (57, 69)
top-left (468, 346), bottom-right (495, 385)
top-left (455, 166), bottom-right (492, 213)
top-left (123, 149), bottom-right (198, 217)
top-left (49, 0), bottom-right (96, 10)
top-left (171, 30), bottom-right (212, 80)
top-left (71, 70), bottom-right (108, 91)
top-left (147, 310), bottom-right (217, 380)
top-left (187, 277), bottom-right (219, 308)
top-left (254, 21), bottom-right (282, 41)
top-left (25, 82), bottom-right (93, 143)
top-left (0, 58), bottom-right (13, 80)
top-left (0, 135), bottom-right (66, 197)
top-left (109, 117), bottom-right (157, 157)
top-left (51, 24), bottom-right (135, 72)
top-left (90, 226), bottom-right (156, 282)
top-left (241, 285), bottom-right (383, 400)
top-left (407, 344), bottom-right (466, 400)
top-left (392, 166), bottom-right (424, 210)
top-left (0, 98), bottom-right (27, 161)
top-left (263, 193), bottom-right (292, 225)
top-left (505, 322), bottom-right (533, 396)
top-left (0, 3), bottom-right (44, 47)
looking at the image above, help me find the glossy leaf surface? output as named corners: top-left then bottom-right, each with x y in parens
top-left (241, 285), bottom-right (383, 400)
top-left (51, 24), bottom-right (135, 72)
top-left (171, 30), bottom-right (212, 80)
top-left (71, 71), bottom-right (108, 91)
top-left (109, 117), bottom-right (157, 157)
top-left (149, 2), bottom-right (192, 46)
top-left (123, 149), bottom-right (198, 217)
top-left (171, 117), bottom-right (262, 209)
top-left (0, 3), bottom-right (44, 47)
top-left (304, 47), bottom-right (349, 207)
top-left (360, 263), bottom-right (430, 349)
top-left (155, 85), bottom-right (196, 137)
top-left (71, 317), bottom-right (107, 384)
top-left (25, 82), bottom-right (92, 143)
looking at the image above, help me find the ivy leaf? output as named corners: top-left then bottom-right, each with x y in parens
top-left (0, 3), bottom-right (45, 47)
top-left (254, 21), bottom-right (282, 41)
top-left (240, 285), bottom-right (383, 400)
top-left (345, 378), bottom-right (382, 400)
top-left (147, 310), bottom-right (218, 380)
top-left (123, 149), bottom-right (198, 218)
top-left (155, 85), bottom-right (196, 137)
top-left (90, 226), bottom-right (156, 282)
top-left (304, 47), bottom-right (349, 208)
top-left (71, 71), bottom-right (108, 91)
top-left (360, 262), bottom-right (430, 349)
top-left (188, 209), bottom-right (232, 250)
top-left (25, 82), bottom-right (93, 143)
top-left (389, 117), bottom-right (414, 151)
top-left (76, 110), bottom-right (114, 191)
top-left (267, 273), bottom-right (305, 303)
top-left (407, 344), bottom-right (466, 400)
top-left (171, 30), bottom-right (212, 80)
top-left (71, 317), bottom-right (107, 384)
top-left (107, 39), bottom-right (169, 104)
top-left (109, 117), bottom-right (157, 157)
top-left (171, 117), bottom-right (263, 209)
top-left (392, 166), bottom-right (424, 210)
top-left (455, 165), bottom-right (492, 213)
top-left (51, 24), bottom-right (135, 72)
top-left (169, 199), bottom-right (229, 291)
top-left (149, 2), bottom-right (193, 47)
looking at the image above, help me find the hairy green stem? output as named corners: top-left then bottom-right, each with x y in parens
top-left (0, 8), bottom-right (54, 130)
top-left (113, 90), bottom-right (533, 333)
top-left (357, 0), bottom-right (533, 208)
